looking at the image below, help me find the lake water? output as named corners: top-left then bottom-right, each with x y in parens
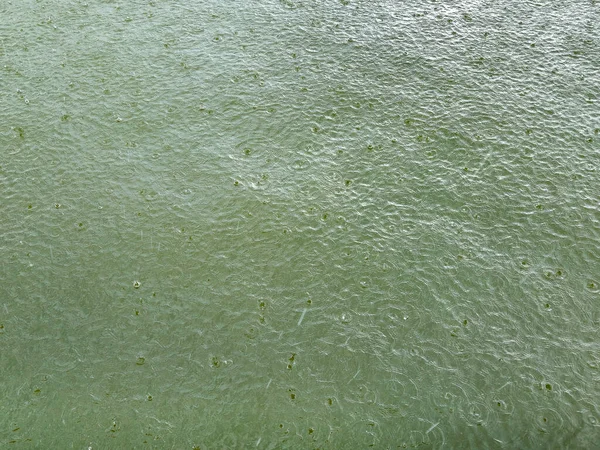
top-left (1, 0), bottom-right (599, 448)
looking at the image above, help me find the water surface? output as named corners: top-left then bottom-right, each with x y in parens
top-left (1, 0), bottom-right (599, 447)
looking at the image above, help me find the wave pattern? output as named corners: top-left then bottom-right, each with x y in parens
top-left (1, 0), bottom-right (599, 447)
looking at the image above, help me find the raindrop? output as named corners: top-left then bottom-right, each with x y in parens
top-left (341, 313), bottom-right (352, 324)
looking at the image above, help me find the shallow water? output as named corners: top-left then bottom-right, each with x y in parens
top-left (1, 0), bottom-right (599, 448)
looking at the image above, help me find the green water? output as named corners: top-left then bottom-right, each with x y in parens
top-left (1, 0), bottom-right (599, 448)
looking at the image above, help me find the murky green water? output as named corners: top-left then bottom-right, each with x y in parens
top-left (1, 0), bottom-right (599, 448)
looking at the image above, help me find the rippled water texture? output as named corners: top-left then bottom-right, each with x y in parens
top-left (1, 0), bottom-right (599, 447)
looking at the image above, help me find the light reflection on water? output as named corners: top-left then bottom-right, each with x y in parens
top-left (1, 0), bottom-right (599, 447)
